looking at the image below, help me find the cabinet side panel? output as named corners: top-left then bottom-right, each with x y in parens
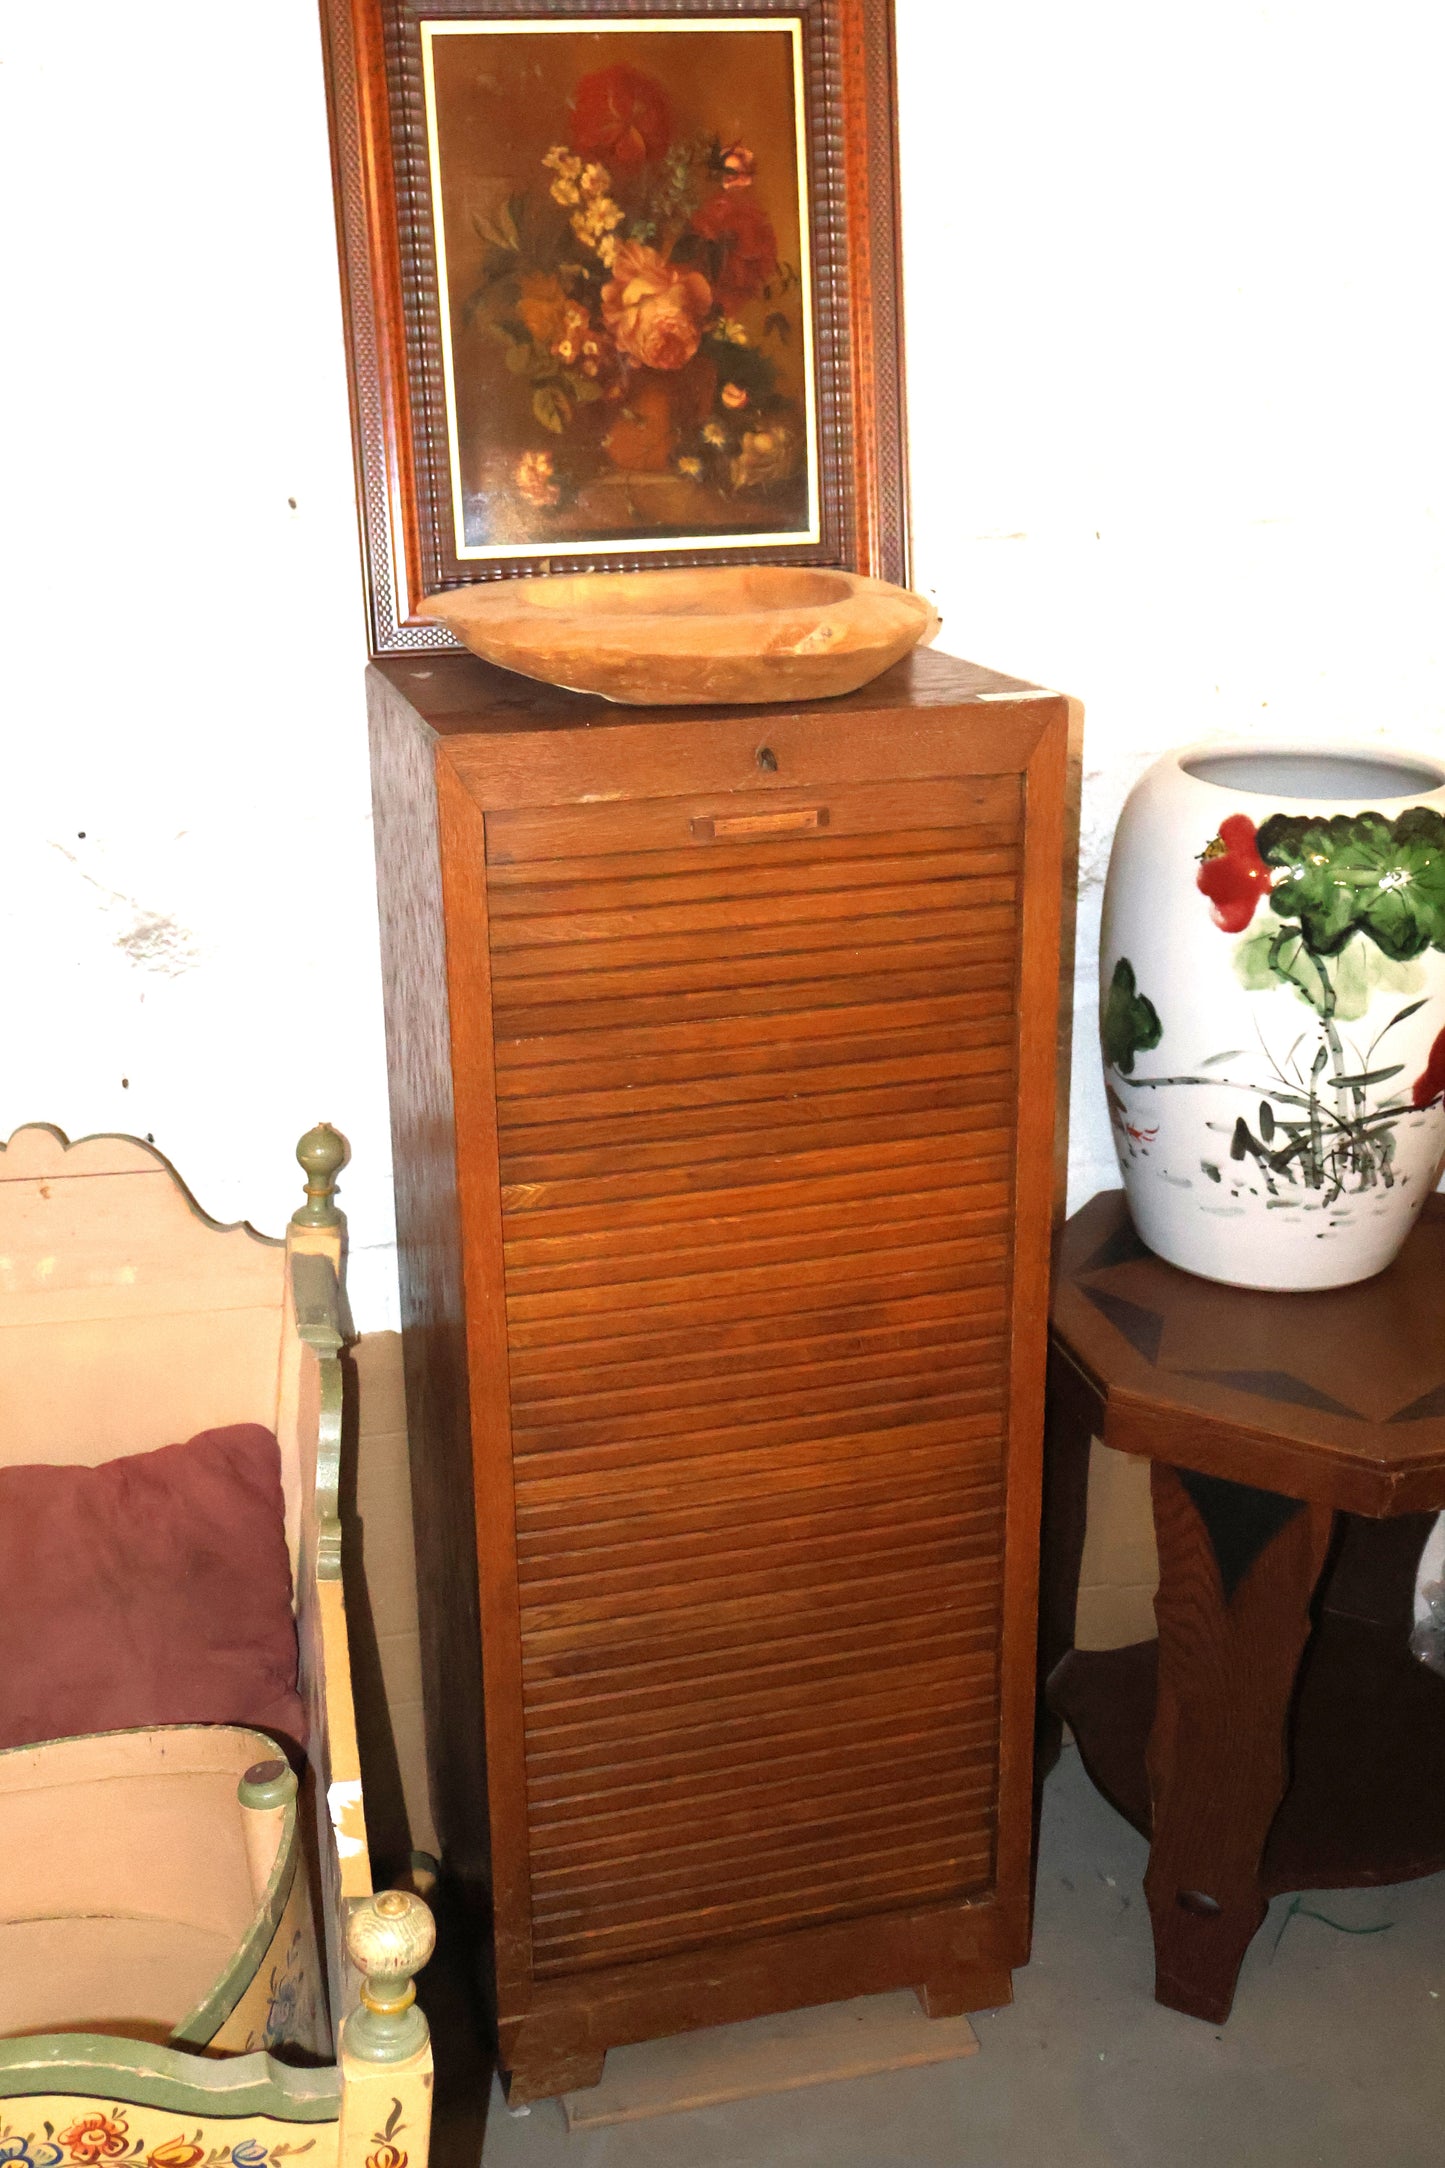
top-left (995, 703), bottom-right (1070, 1911)
top-left (436, 758), bottom-right (536, 2009)
top-left (367, 669), bottom-right (490, 1905)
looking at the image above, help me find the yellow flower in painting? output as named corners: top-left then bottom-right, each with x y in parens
top-left (717, 318), bottom-right (750, 346)
top-left (720, 382), bottom-right (748, 410)
top-left (543, 145), bottom-right (584, 205)
top-left (676, 456), bottom-right (703, 478)
top-left (365, 2148), bottom-right (407, 2168)
top-left (702, 420), bottom-right (729, 447)
top-left (545, 145), bottom-right (611, 213)
top-left (515, 450), bottom-right (561, 509)
top-left (147, 2143), bottom-right (203, 2168)
top-left (547, 301), bottom-right (591, 364)
top-left (569, 191), bottom-right (625, 259)
top-left (729, 422), bottom-right (800, 491)
top-left (516, 273), bottom-right (570, 349)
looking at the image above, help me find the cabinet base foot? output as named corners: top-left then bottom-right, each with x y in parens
top-left (503, 2046), bottom-right (607, 2107)
top-left (915, 1964), bottom-right (1012, 2019)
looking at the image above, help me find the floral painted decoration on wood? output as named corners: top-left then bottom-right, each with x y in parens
top-left (1106, 805), bottom-right (1445, 1200)
top-left (363, 2100), bottom-right (407, 2168)
top-left (0, 2117), bottom-right (316, 2168)
top-left (0, 2103), bottom-right (410, 2168)
top-left (259, 1927), bottom-right (318, 2055)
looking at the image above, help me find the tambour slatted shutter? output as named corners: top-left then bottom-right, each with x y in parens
top-left (369, 648), bottom-right (1072, 2103)
top-left (493, 783), bottom-right (1018, 1976)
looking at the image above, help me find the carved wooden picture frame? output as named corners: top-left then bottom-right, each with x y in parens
top-left (319, 0), bottom-right (909, 655)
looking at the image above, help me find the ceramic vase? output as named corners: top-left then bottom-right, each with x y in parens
top-left (1099, 744), bottom-right (1445, 1289)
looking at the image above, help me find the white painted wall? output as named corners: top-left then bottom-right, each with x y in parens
top-left (0, 2), bottom-right (403, 1319)
top-left (898, 0), bottom-right (1445, 1206)
top-left (4, 0), bottom-right (1444, 1329)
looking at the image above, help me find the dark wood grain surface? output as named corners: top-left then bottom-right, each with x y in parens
top-left (1141, 1464), bottom-right (1334, 2024)
top-left (1054, 1189), bottom-right (1445, 1514)
top-left (1046, 1186), bottom-right (1445, 2025)
top-left (373, 645), bottom-right (1049, 736)
top-left (371, 658), bottom-right (1071, 2100)
top-left (368, 673), bottom-right (492, 1921)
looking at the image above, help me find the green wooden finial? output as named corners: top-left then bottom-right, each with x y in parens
top-left (293, 1123), bottom-right (349, 1229)
top-left (342, 1889), bottom-right (435, 2064)
top-left (237, 1758), bottom-right (296, 1812)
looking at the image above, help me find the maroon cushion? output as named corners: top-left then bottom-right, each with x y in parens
top-left (0, 1424), bottom-right (305, 1754)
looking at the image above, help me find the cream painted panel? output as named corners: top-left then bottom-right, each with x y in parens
top-left (0, 1177), bottom-right (284, 1325)
top-left (0, 1769), bottom-right (254, 1938)
top-left (0, 1313), bottom-right (283, 1464)
top-left (0, 1917), bottom-right (233, 2039)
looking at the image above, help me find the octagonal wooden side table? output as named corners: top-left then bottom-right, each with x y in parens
top-left (1041, 1189), bottom-right (1445, 2025)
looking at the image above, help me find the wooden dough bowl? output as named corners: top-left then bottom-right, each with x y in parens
top-left (417, 565), bottom-right (941, 705)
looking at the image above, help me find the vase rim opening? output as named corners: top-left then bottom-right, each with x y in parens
top-left (1178, 747), bottom-right (1445, 800)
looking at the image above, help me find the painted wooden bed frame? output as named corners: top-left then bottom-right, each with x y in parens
top-left (0, 1123), bottom-right (435, 2168)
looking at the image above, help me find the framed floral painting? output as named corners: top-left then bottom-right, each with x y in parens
top-left (321, 0), bottom-right (908, 653)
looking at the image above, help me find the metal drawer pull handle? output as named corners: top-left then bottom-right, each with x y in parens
top-left (690, 806), bottom-right (830, 841)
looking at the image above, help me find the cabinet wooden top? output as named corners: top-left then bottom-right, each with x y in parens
top-left (369, 645), bottom-right (1057, 740)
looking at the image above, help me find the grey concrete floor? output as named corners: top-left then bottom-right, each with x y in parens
top-left (477, 1747), bottom-right (1445, 2168)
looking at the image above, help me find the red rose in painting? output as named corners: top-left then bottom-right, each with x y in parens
top-left (1196, 813), bottom-right (1271, 932)
top-left (1412, 1024), bottom-right (1445, 1109)
top-left (570, 65), bottom-right (670, 172)
top-left (689, 191), bottom-right (779, 307)
top-left (601, 242), bottom-right (712, 372)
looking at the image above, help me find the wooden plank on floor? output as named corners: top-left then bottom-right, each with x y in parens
top-left (559, 1990), bottom-right (980, 2128)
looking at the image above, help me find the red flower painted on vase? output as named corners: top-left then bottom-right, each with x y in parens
top-left (570, 65), bottom-right (670, 172)
top-left (1196, 812), bottom-right (1271, 933)
top-left (1412, 1024), bottom-right (1445, 1109)
top-left (689, 191), bottom-right (779, 307)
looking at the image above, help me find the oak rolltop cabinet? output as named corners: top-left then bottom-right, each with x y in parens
top-left (368, 646), bottom-right (1072, 2104)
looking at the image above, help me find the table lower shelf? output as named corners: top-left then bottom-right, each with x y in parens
top-left (1048, 1615), bottom-right (1445, 1894)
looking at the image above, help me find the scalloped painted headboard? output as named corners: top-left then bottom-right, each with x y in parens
top-left (0, 1125), bottom-right (302, 1570)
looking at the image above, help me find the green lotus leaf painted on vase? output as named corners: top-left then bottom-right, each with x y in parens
top-left (1256, 806), bottom-right (1445, 961)
top-left (1102, 957), bottom-right (1162, 1074)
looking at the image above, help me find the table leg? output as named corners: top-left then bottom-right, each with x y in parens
top-left (1143, 1462), bottom-right (1334, 2023)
